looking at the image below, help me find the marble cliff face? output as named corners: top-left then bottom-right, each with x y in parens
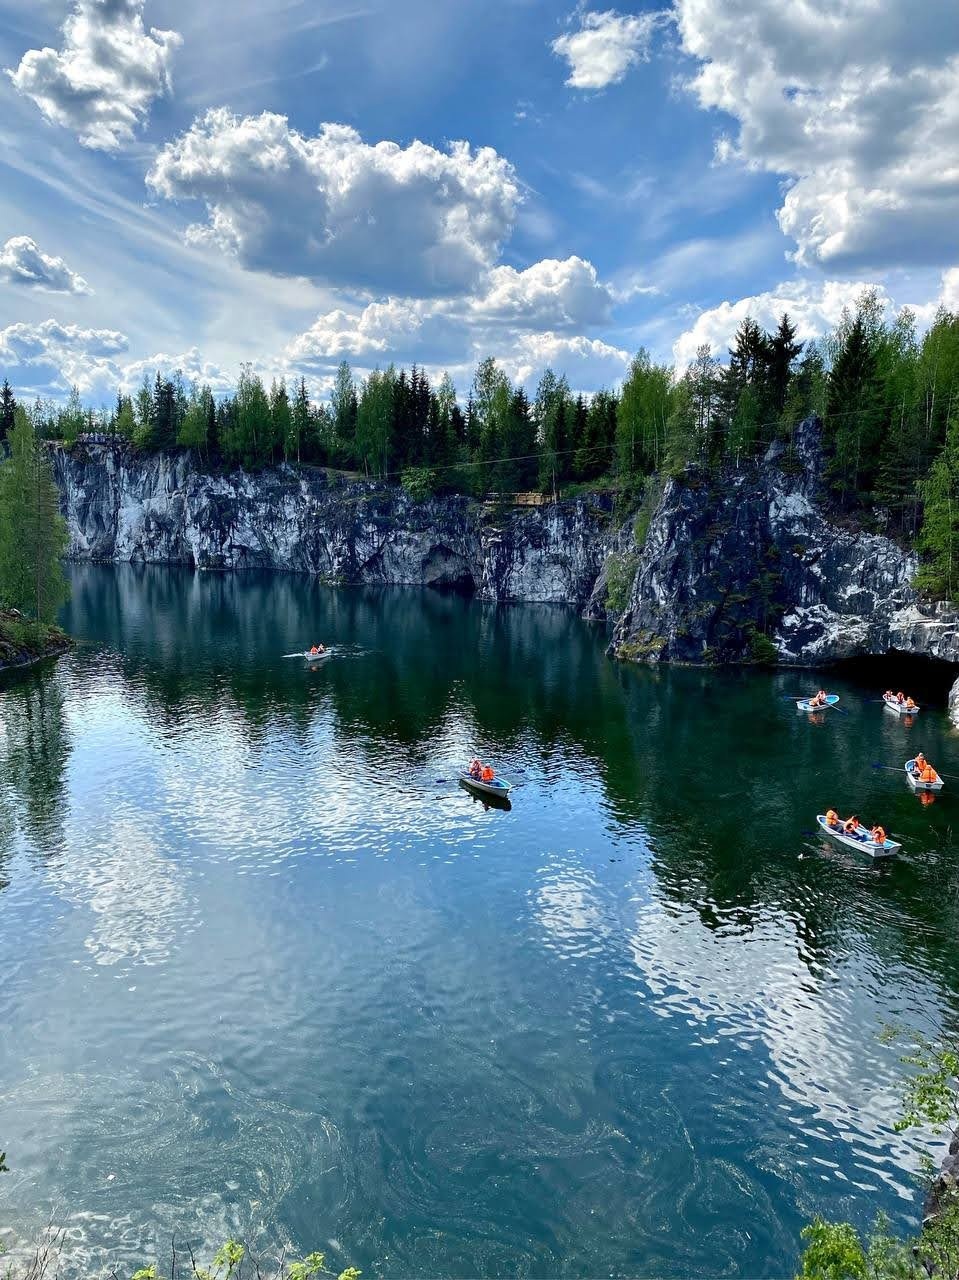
top-left (52, 423), bottom-right (959, 689)
top-left (51, 444), bottom-right (612, 606)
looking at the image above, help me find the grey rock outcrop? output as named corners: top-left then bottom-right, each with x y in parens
top-left (50, 444), bottom-right (613, 607)
top-left (611, 416), bottom-right (959, 677)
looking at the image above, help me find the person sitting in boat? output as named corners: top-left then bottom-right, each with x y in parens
top-left (920, 761), bottom-right (941, 784)
top-left (897, 690), bottom-right (906, 703)
top-left (905, 696), bottom-right (916, 710)
top-left (310, 645), bottom-right (319, 655)
top-left (468, 758), bottom-right (482, 779)
top-left (870, 824), bottom-right (887, 846)
top-left (810, 689), bottom-right (828, 707)
top-left (843, 814), bottom-right (866, 839)
top-left (884, 690), bottom-right (894, 700)
top-left (481, 765), bottom-right (495, 783)
top-left (913, 751), bottom-right (927, 774)
top-left (825, 809), bottom-right (841, 829)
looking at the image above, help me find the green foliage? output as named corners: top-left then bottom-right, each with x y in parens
top-left (400, 467), bottom-right (437, 501)
top-left (916, 413), bottom-right (959, 599)
top-left (894, 1036), bottom-right (959, 1134)
top-left (748, 630), bottom-right (779, 664)
top-left (797, 1216), bottom-right (869, 1280)
top-left (0, 413), bottom-right (70, 628)
top-left (605, 551), bottom-right (639, 615)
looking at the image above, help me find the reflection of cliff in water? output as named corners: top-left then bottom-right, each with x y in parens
top-left (0, 665), bottom-right (72, 879)
top-left (58, 565), bottom-right (959, 991)
top-left (62, 563), bottom-right (629, 765)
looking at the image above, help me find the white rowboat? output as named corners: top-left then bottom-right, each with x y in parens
top-left (459, 772), bottom-right (513, 799)
top-left (905, 758), bottom-right (943, 791)
top-left (797, 694), bottom-right (840, 711)
top-left (816, 814), bottom-right (900, 858)
top-left (303, 649), bottom-right (333, 662)
top-left (883, 694), bottom-right (920, 715)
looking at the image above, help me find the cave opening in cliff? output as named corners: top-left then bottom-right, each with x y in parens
top-left (831, 652), bottom-right (959, 702)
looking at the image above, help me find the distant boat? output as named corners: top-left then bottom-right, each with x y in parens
top-left (815, 814), bottom-right (900, 858)
top-left (883, 693), bottom-right (919, 715)
top-left (905, 759), bottom-right (943, 791)
top-left (796, 694), bottom-right (839, 711)
top-left (459, 771), bottom-right (512, 800)
top-left (304, 648), bottom-right (333, 662)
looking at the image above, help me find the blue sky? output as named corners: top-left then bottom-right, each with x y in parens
top-left (1, 0), bottom-right (957, 404)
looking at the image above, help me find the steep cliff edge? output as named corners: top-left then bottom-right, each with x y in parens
top-left (611, 416), bottom-right (959, 670)
top-left (50, 444), bottom-right (612, 606)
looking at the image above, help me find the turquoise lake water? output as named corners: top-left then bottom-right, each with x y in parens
top-left (3, 563), bottom-right (959, 1277)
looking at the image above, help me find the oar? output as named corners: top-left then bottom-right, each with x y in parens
top-left (872, 761), bottom-right (959, 782)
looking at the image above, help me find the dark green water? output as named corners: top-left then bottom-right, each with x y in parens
top-left (3, 564), bottom-right (959, 1278)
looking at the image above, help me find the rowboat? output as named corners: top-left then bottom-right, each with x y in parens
top-left (303, 648), bottom-right (333, 662)
top-left (906, 759), bottom-right (943, 791)
top-left (797, 694), bottom-right (840, 711)
top-left (815, 814), bottom-right (900, 858)
top-left (458, 772), bottom-right (513, 800)
top-left (883, 694), bottom-right (920, 715)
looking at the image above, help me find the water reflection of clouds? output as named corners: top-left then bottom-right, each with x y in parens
top-left (623, 894), bottom-right (929, 1196)
top-left (47, 810), bottom-right (196, 967)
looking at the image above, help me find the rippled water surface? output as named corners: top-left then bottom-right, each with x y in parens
top-left (4, 565), bottom-right (959, 1277)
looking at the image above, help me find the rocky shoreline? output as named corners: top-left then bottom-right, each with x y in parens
top-left (0, 610), bottom-right (73, 675)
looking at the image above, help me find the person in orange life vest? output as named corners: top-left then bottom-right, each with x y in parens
top-left (825, 809), bottom-right (841, 828)
top-left (870, 824), bottom-right (887, 846)
top-left (310, 645), bottom-right (319, 655)
top-left (920, 762), bottom-right (940, 784)
top-left (481, 765), bottom-right (495, 782)
top-left (905, 696), bottom-right (916, 710)
top-left (913, 751), bottom-right (927, 774)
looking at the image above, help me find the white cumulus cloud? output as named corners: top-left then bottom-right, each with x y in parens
top-left (503, 332), bottom-right (631, 388)
top-left (146, 109), bottom-right (521, 297)
top-left (0, 236), bottom-right (91, 294)
top-left (553, 9), bottom-right (662, 90)
top-left (118, 346), bottom-right (234, 394)
top-left (671, 268), bottom-right (959, 370)
top-left (0, 318), bottom-right (128, 399)
top-left (7, 0), bottom-right (182, 151)
top-left (283, 256), bottom-right (618, 385)
top-left (474, 256), bottom-right (612, 327)
top-left (674, 0), bottom-right (959, 270)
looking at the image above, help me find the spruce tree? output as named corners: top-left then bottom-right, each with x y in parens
top-left (1, 380), bottom-right (16, 447)
top-left (0, 410), bottom-right (69, 631)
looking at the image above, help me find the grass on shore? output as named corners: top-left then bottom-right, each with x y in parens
top-left (0, 609), bottom-right (72, 672)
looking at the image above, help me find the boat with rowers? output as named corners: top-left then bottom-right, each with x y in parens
top-left (906, 756), bottom-right (943, 791)
top-left (883, 691), bottom-right (920, 715)
top-left (460, 759), bottom-right (513, 800)
top-left (816, 812), bottom-right (900, 858)
top-left (796, 693), bottom-right (839, 711)
top-left (304, 645), bottom-right (333, 662)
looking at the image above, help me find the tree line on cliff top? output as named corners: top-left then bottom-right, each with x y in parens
top-left (3, 289), bottom-right (959, 593)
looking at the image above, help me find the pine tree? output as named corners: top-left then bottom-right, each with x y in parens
top-left (768, 313), bottom-right (803, 414)
top-left (0, 410), bottom-right (69, 631)
top-left (331, 361), bottom-right (358, 460)
top-left (290, 378), bottom-right (311, 465)
top-left (1, 380), bottom-right (16, 447)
